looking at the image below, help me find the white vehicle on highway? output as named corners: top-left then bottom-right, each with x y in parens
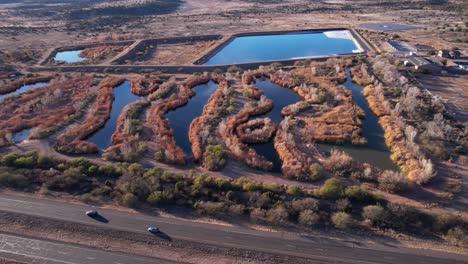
top-left (147, 227), bottom-right (159, 233)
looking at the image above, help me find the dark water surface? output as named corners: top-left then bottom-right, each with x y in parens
top-left (320, 69), bottom-right (397, 170)
top-left (250, 78), bottom-right (302, 172)
top-left (165, 81), bottom-right (218, 158)
top-left (88, 81), bottom-right (143, 150)
top-left (0, 82), bottom-right (49, 100)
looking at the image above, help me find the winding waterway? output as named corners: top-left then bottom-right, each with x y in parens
top-left (250, 78), bottom-right (302, 172)
top-left (320, 69), bottom-right (397, 170)
top-left (165, 81), bottom-right (219, 158)
top-left (0, 82), bottom-right (49, 101)
top-left (87, 81), bottom-right (143, 150)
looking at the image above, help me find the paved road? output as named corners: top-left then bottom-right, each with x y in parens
top-left (0, 233), bottom-right (179, 264)
top-left (0, 193), bottom-right (467, 264)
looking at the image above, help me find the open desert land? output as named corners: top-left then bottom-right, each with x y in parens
top-left (0, 0), bottom-right (467, 263)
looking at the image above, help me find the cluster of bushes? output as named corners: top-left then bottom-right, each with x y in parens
top-left (203, 145), bottom-right (226, 171)
top-left (148, 82), bottom-right (176, 101)
top-left (0, 151), bottom-right (466, 245)
top-left (0, 152), bottom-right (119, 194)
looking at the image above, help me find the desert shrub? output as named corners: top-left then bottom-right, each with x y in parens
top-left (290, 198), bottom-right (319, 213)
top-left (433, 213), bottom-right (463, 233)
top-left (445, 226), bottom-right (468, 246)
top-left (309, 163), bottom-right (324, 181)
top-left (362, 205), bottom-right (386, 226)
top-left (317, 178), bottom-right (343, 200)
top-left (377, 170), bottom-right (408, 193)
top-left (315, 92), bottom-right (327, 104)
top-left (0, 171), bottom-right (30, 189)
top-left (195, 201), bottom-right (227, 217)
top-left (266, 206), bottom-right (289, 226)
top-left (333, 198), bottom-right (351, 212)
top-left (270, 62), bottom-right (283, 69)
top-left (249, 101), bottom-right (258, 107)
top-left (14, 156), bottom-right (36, 168)
top-left (146, 191), bottom-right (163, 206)
top-left (203, 145), bottom-right (226, 171)
top-left (458, 156), bottom-right (468, 166)
top-left (225, 105), bottom-right (235, 114)
top-left (298, 210), bottom-right (320, 226)
top-left (1, 152), bottom-right (20, 166)
top-left (454, 146), bottom-right (465, 155)
top-left (67, 157), bottom-right (92, 169)
top-left (121, 193), bottom-right (138, 208)
top-left (287, 185), bottom-right (302, 196)
top-left (250, 208), bottom-right (265, 223)
top-left (344, 185), bottom-right (373, 203)
top-left (37, 156), bottom-right (55, 169)
top-left (332, 212), bottom-right (352, 229)
top-left (98, 164), bottom-right (119, 177)
top-left (386, 203), bottom-right (430, 231)
top-left (227, 65), bottom-right (242, 73)
top-left (323, 150), bottom-right (353, 172)
top-left (243, 90), bottom-right (253, 98)
top-left (128, 119), bottom-right (142, 135)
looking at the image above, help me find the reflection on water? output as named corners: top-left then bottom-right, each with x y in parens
top-left (0, 82), bottom-right (49, 101)
top-left (204, 30), bottom-right (361, 65)
top-left (88, 81), bottom-right (143, 150)
top-left (54, 50), bottom-right (86, 63)
top-left (12, 129), bottom-right (31, 144)
top-left (165, 81), bottom-right (218, 159)
top-left (321, 69), bottom-right (398, 170)
top-left (250, 78), bottom-right (302, 172)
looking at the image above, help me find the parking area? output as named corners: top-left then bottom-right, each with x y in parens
top-left (359, 23), bottom-right (419, 32)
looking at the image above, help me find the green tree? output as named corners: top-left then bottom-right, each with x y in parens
top-left (332, 212), bottom-right (352, 229)
top-left (318, 178), bottom-right (343, 200)
top-left (122, 193), bottom-right (138, 208)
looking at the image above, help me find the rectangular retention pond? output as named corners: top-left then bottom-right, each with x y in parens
top-left (203, 29), bottom-right (363, 65)
top-left (54, 50), bottom-right (86, 63)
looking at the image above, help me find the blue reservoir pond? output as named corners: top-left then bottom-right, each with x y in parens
top-left (54, 50), bottom-right (86, 63)
top-left (12, 129), bottom-right (31, 144)
top-left (87, 81), bottom-right (143, 150)
top-left (165, 81), bottom-right (219, 158)
top-left (204, 30), bottom-right (362, 65)
top-left (0, 82), bottom-right (49, 101)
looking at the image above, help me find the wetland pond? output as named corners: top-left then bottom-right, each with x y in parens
top-left (320, 69), bottom-right (397, 171)
top-left (88, 81), bottom-right (143, 150)
top-left (0, 82), bottom-right (49, 101)
top-left (251, 78), bottom-right (302, 172)
top-left (54, 50), bottom-right (86, 63)
top-left (249, 69), bottom-right (397, 172)
top-left (204, 30), bottom-right (363, 65)
top-left (12, 129), bottom-right (31, 144)
top-left (165, 81), bottom-right (219, 159)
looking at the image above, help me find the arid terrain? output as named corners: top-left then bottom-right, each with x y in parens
top-left (0, 0), bottom-right (467, 263)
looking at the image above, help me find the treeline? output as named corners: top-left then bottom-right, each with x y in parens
top-left (0, 151), bottom-right (466, 246)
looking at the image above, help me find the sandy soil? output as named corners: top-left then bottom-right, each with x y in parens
top-left (136, 40), bottom-right (220, 65)
top-left (418, 74), bottom-right (468, 121)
